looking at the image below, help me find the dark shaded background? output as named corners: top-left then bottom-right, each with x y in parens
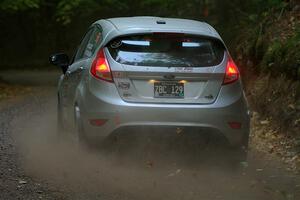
top-left (2, 0), bottom-right (297, 71)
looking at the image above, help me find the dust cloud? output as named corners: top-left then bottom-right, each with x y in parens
top-left (11, 100), bottom-right (284, 200)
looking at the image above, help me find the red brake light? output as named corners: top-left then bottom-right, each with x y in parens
top-left (90, 49), bottom-right (113, 82)
top-left (222, 56), bottom-right (239, 85)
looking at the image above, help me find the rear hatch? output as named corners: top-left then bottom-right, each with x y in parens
top-left (106, 33), bottom-right (226, 104)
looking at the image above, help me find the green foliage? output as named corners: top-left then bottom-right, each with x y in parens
top-left (261, 40), bottom-right (283, 70)
top-left (261, 30), bottom-right (300, 78)
top-left (0, 0), bottom-right (40, 11)
top-left (0, 0), bottom-right (298, 74)
top-left (0, 0), bottom-right (207, 24)
top-left (55, 0), bottom-right (89, 25)
top-left (0, 0), bottom-right (288, 24)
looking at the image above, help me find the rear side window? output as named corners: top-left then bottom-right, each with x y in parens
top-left (107, 34), bottom-right (225, 67)
top-left (84, 28), bottom-right (102, 58)
top-left (74, 26), bottom-right (102, 62)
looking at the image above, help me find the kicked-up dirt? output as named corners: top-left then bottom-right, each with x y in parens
top-left (0, 70), bottom-right (299, 200)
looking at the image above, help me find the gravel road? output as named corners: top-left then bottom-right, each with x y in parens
top-left (0, 70), bottom-right (299, 200)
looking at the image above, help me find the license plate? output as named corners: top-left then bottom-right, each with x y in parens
top-left (154, 82), bottom-right (184, 98)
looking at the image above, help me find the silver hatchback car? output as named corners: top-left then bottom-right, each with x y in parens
top-left (50, 17), bottom-right (250, 159)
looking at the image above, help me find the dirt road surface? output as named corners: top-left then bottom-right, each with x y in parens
top-left (0, 70), bottom-right (299, 200)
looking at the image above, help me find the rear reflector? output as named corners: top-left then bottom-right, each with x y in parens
top-left (228, 122), bottom-right (242, 129)
top-left (90, 49), bottom-right (113, 82)
top-left (222, 56), bottom-right (239, 85)
top-left (89, 119), bottom-right (108, 126)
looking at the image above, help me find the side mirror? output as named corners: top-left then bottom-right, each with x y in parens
top-left (49, 53), bottom-right (69, 74)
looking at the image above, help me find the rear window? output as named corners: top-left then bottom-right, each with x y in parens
top-left (107, 34), bottom-right (225, 67)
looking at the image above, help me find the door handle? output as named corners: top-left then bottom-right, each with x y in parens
top-left (75, 66), bottom-right (84, 73)
top-left (67, 66), bottom-right (84, 75)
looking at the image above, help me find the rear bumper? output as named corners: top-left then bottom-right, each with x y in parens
top-left (79, 84), bottom-right (250, 147)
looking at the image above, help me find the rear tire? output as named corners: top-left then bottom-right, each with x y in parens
top-left (74, 105), bottom-right (90, 149)
top-left (57, 99), bottom-right (66, 141)
top-left (230, 132), bottom-right (249, 167)
top-left (227, 146), bottom-right (248, 171)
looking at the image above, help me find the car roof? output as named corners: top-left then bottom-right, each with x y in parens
top-left (107, 16), bottom-right (215, 33)
top-left (93, 16), bottom-right (223, 46)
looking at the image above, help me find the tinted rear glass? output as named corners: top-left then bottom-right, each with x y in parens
top-left (107, 34), bottom-right (225, 67)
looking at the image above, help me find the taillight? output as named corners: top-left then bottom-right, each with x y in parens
top-left (89, 119), bottom-right (108, 126)
top-left (90, 49), bottom-right (113, 82)
top-left (222, 56), bottom-right (239, 85)
top-left (228, 122), bottom-right (242, 129)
